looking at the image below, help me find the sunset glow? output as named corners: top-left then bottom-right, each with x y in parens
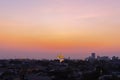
top-left (0, 0), bottom-right (120, 59)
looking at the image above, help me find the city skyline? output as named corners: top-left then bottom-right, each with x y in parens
top-left (0, 0), bottom-right (120, 59)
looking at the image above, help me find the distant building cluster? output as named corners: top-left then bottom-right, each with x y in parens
top-left (0, 53), bottom-right (120, 80)
top-left (85, 53), bottom-right (119, 62)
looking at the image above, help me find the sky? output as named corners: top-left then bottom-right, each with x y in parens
top-left (0, 0), bottom-right (120, 59)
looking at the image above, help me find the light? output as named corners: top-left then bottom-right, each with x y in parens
top-left (57, 53), bottom-right (64, 63)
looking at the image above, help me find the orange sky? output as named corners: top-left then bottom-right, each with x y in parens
top-left (0, 0), bottom-right (120, 59)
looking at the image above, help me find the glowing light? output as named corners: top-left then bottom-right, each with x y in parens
top-left (57, 53), bottom-right (64, 63)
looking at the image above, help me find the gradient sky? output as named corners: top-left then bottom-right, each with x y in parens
top-left (0, 0), bottom-right (120, 59)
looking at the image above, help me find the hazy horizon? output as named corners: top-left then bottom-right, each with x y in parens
top-left (0, 0), bottom-right (120, 59)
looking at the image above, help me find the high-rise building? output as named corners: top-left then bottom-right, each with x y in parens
top-left (91, 53), bottom-right (96, 59)
top-left (85, 53), bottom-right (96, 62)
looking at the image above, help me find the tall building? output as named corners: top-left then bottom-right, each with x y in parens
top-left (91, 53), bottom-right (96, 59)
top-left (85, 53), bottom-right (96, 62)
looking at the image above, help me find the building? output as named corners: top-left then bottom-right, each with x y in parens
top-left (85, 53), bottom-right (96, 62)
